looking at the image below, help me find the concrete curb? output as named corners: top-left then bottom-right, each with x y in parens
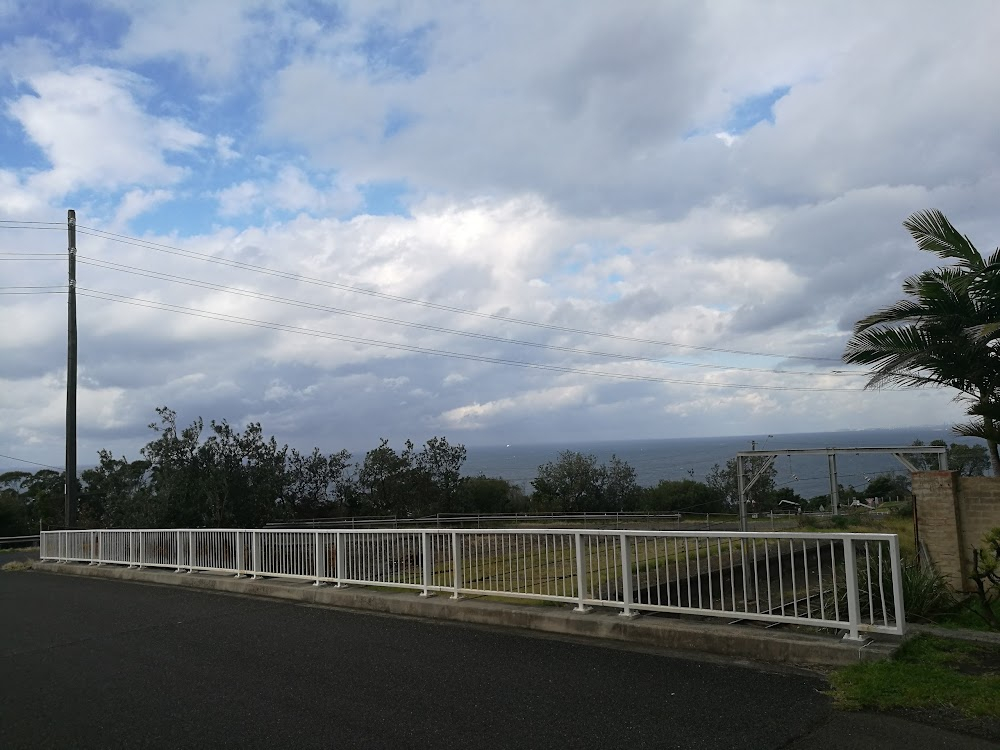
top-left (30, 560), bottom-right (898, 668)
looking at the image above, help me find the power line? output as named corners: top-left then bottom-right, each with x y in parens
top-left (0, 220), bottom-right (64, 226)
top-left (76, 255), bottom-right (866, 379)
top-left (75, 287), bottom-right (878, 392)
top-left (0, 452), bottom-right (62, 471)
top-left (0, 290), bottom-right (64, 295)
top-left (74, 224), bottom-right (842, 363)
top-left (0, 252), bottom-right (65, 258)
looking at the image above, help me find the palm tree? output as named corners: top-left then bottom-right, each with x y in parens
top-left (843, 209), bottom-right (1000, 475)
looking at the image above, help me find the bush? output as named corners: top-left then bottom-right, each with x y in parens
top-left (898, 563), bottom-right (959, 621)
top-left (827, 557), bottom-right (957, 624)
top-left (891, 501), bottom-right (913, 518)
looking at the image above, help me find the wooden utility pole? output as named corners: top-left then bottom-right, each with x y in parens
top-left (65, 209), bottom-right (77, 528)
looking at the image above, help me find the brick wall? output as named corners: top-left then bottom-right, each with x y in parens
top-left (913, 471), bottom-right (1000, 591)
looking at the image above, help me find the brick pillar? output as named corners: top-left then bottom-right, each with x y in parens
top-left (912, 471), bottom-right (967, 589)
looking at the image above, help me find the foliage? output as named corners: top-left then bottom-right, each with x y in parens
top-left (843, 209), bottom-right (1000, 474)
top-left (456, 476), bottom-right (528, 514)
top-left (531, 452), bottom-right (640, 513)
top-left (899, 564), bottom-right (960, 621)
top-left (906, 439), bottom-right (990, 476)
top-left (5, 406), bottom-right (482, 529)
top-left (0, 468), bottom-right (71, 534)
top-left (640, 479), bottom-right (726, 514)
top-left (861, 473), bottom-right (911, 501)
top-left (704, 456), bottom-right (803, 511)
top-left (968, 526), bottom-right (1000, 630)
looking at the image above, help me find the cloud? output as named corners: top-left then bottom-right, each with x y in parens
top-left (7, 66), bottom-right (205, 197)
top-left (2, 1), bottom-right (1000, 468)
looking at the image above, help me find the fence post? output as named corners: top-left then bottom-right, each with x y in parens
top-left (842, 537), bottom-right (863, 641)
top-left (889, 534), bottom-right (907, 635)
top-left (89, 530), bottom-right (96, 565)
top-left (175, 531), bottom-right (183, 573)
top-left (451, 532), bottom-right (463, 600)
top-left (235, 530), bottom-right (244, 578)
top-left (335, 532), bottom-right (347, 587)
top-left (251, 531), bottom-right (261, 579)
top-left (420, 532), bottom-right (433, 597)
top-left (619, 532), bottom-right (636, 617)
top-left (574, 532), bottom-right (592, 613)
top-left (313, 531), bottom-right (325, 587)
top-left (138, 531), bottom-right (145, 569)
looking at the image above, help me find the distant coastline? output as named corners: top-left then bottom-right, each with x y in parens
top-left (462, 426), bottom-right (971, 498)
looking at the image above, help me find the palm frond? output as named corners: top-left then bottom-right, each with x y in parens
top-left (952, 419), bottom-right (1000, 442)
top-left (903, 209), bottom-right (984, 269)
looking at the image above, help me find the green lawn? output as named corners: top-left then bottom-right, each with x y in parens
top-left (829, 634), bottom-right (1000, 717)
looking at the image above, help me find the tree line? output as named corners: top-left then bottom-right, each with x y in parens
top-left (3, 405), bottom-right (987, 536)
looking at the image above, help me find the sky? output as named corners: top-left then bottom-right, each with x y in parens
top-left (2, 0), bottom-right (1000, 469)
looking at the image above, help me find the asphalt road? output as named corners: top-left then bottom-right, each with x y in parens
top-left (1, 570), bottom-right (995, 749)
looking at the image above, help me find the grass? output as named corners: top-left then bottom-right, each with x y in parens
top-left (931, 599), bottom-right (1000, 632)
top-left (829, 634), bottom-right (1000, 718)
top-left (795, 513), bottom-right (917, 561)
top-left (1, 560), bottom-right (32, 571)
top-left (0, 545), bottom-right (39, 555)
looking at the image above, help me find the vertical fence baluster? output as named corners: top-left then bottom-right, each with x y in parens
top-left (335, 532), bottom-right (346, 587)
top-left (451, 532), bottom-right (463, 599)
top-left (419, 532), bottom-right (432, 597)
top-left (574, 532), bottom-right (591, 612)
top-left (620, 532), bottom-right (634, 617)
top-left (889, 535), bottom-right (905, 634)
top-left (843, 537), bottom-right (862, 641)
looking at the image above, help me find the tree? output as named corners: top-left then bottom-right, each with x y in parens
top-left (640, 479), bottom-right (726, 514)
top-left (81, 452), bottom-right (153, 528)
top-left (456, 476), bottom-right (527, 514)
top-left (413, 436), bottom-right (467, 515)
top-left (862, 474), bottom-right (910, 502)
top-left (531, 452), bottom-right (640, 512)
top-left (844, 209), bottom-right (1000, 474)
top-left (906, 439), bottom-right (989, 477)
top-left (283, 448), bottom-right (353, 519)
top-left (705, 456), bottom-right (779, 510)
top-left (356, 439), bottom-right (418, 516)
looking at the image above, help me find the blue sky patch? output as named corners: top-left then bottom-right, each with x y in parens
top-left (384, 108), bottom-right (416, 138)
top-left (725, 85), bottom-right (791, 134)
top-left (0, 1), bottom-right (128, 49)
top-left (362, 22), bottom-right (434, 79)
top-left (358, 181), bottom-right (410, 217)
top-left (123, 193), bottom-right (224, 236)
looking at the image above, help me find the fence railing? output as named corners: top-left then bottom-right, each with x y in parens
top-left (40, 528), bottom-right (905, 639)
top-left (0, 534), bottom-right (40, 549)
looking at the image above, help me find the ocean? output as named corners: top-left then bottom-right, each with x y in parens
top-left (461, 427), bottom-right (972, 499)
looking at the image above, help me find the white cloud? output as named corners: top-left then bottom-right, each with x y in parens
top-left (8, 66), bottom-right (205, 197)
top-left (2, 1), bottom-right (1000, 467)
top-left (112, 188), bottom-right (173, 228)
top-left (215, 135), bottom-right (239, 161)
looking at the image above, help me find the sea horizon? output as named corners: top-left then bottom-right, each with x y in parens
top-left (461, 425), bottom-right (973, 499)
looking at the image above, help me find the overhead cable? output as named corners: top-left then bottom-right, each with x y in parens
top-left (74, 224), bottom-right (842, 363)
top-left (76, 287), bottom-right (881, 392)
top-left (76, 255), bottom-right (866, 379)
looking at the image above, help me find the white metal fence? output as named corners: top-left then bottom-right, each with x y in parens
top-left (40, 528), bottom-right (905, 639)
